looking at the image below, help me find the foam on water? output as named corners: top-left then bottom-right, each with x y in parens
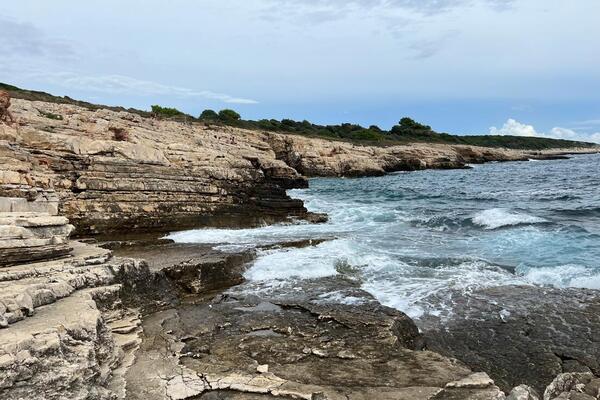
top-left (472, 208), bottom-right (548, 230)
top-left (169, 154), bottom-right (600, 319)
top-left (520, 264), bottom-right (600, 290)
top-left (244, 240), bottom-right (348, 281)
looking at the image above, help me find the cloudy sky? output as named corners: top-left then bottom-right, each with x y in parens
top-left (1, 1), bottom-right (600, 142)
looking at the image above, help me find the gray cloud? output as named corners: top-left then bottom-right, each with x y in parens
top-left (24, 71), bottom-right (259, 104)
top-left (260, 0), bottom-right (511, 59)
top-left (0, 16), bottom-right (76, 59)
top-left (263, 0), bottom-right (515, 22)
top-left (0, 14), bottom-right (257, 105)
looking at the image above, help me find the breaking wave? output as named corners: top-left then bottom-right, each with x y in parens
top-left (472, 208), bottom-right (548, 230)
top-left (169, 153), bottom-right (600, 320)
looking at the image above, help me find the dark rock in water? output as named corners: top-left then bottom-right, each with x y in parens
top-left (113, 241), bottom-right (256, 296)
top-left (259, 237), bottom-right (333, 250)
top-left (529, 154), bottom-right (570, 160)
top-left (163, 250), bottom-right (255, 294)
top-left (420, 285), bottom-right (600, 394)
top-left (304, 212), bottom-right (329, 224)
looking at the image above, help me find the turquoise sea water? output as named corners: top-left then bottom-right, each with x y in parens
top-left (169, 153), bottom-right (600, 318)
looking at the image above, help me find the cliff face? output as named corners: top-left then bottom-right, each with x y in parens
top-left (264, 132), bottom-right (592, 177)
top-left (1, 98), bottom-right (596, 236)
top-left (0, 99), bottom-right (309, 236)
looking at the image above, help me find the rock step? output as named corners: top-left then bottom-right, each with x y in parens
top-left (0, 240), bottom-right (111, 281)
top-left (0, 207), bottom-right (75, 267)
top-left (0, 241), bottom-right (148, 328)
top-left (0, 192), bottom-right (59, 215)
top-left (0, 290), bottom-right (121, 400)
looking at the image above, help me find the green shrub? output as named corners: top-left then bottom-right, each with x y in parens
top-left (151, 105), bottom-right (184, 118)
top-left (199, 109), bottom-right (219, 120)
top-left (257, 119), bottom-right (278, 130)
top-left (349, 130), bottom-right (385, 141)
top-left (218, 109), bottom-right (241, 121)
top-left (390, 117), bottom-right (436, 140)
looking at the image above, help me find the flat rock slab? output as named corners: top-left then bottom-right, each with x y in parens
top-left (125, 276), bottom-right (505, 399)
top-left (420, 284), bottom-right (600, 394)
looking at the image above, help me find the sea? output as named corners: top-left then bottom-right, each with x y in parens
top-left (168, 153), bottom-right (600, 319)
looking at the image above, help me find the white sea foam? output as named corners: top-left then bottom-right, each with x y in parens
top-left (360, 259), bottom-right (525, 318)
top-left (168, 157), bottom-right (600, 321)
top-left (472, 208), bottom-right (547, 230)
top-left (316, 291), bottom-right (367, 305)
top-left (243, 240), bottom-right (348, 281)
top-left (520, 264), bottom-right (600, 290)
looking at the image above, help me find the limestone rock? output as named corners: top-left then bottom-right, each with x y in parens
top-left (508, 385), bottom-right (541, 400)
top-left (544, 373), bottom-right (595, 400)
top-left (0, 209), bottom-right (75, 266)
top-left (0, 236), bottom-right (155, 399)
top-left (3, 98), bottom-right (594, 236)
top-left (446, 372), bottom-right (496, 389)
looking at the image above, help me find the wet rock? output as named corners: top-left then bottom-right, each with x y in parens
top-left (446, 372), bottom-right (495, 389)
top-left (123, 275), bottom-right (512, 399)
top-left (421, 285), bottom-right (600, 394)
top-left (163, 250), bottom-right (255, 294)
top-left (543, 373), bottom-right (595, 400)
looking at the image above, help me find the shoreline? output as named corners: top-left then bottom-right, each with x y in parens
top-left (1, 98), bottom-right (600, 398)
top-left (1, 97), bottom-right (598, 237)
top-left (1, 184), bottom-right (599, 399)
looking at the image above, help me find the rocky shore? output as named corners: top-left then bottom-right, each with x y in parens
top-left (1, 97), bottom-right (600, 399)
top-left (1, 98), bottom-right (597, 236)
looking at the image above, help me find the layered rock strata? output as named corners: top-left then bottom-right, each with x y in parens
top-left (2, 98), bottom-right (597, 236)
top-left (0, 212), bottom-right (73, 266)
top-left (0, 189), bottom-right (71, 266)
top-left (0, 239), bottom-right (152, 399)
top-left (1, 99), bottom-right (309, 236)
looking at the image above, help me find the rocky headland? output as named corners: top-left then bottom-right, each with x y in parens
top-left (1, 98), bottom-right (597, 236)
top-left (1, 96), bottom-right (600, 399)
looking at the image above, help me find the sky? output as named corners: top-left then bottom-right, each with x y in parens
top-left (1, 0), bottom-right (600, 142)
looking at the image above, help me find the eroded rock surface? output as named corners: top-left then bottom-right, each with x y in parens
top-left (264, 133), bottom-right (592, 178)
top-left (1, 99), bottom-right (310, 236)
top-left (0, 240), bottom-right (153, 399)
top-left (1, 234), bottom-right (599, 400)
top-left (420, 285), bottom-right (600, 394)
top-left (119, 273), bottom-right (508, 400)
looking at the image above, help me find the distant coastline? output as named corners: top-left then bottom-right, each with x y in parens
top-left (3, 81), bottom-right (598, 151)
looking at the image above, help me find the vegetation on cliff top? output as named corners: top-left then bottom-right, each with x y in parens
top-left (196, 111), bottom-right (596, 150)
top-left (2, 82), bottom-right (596, 150)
